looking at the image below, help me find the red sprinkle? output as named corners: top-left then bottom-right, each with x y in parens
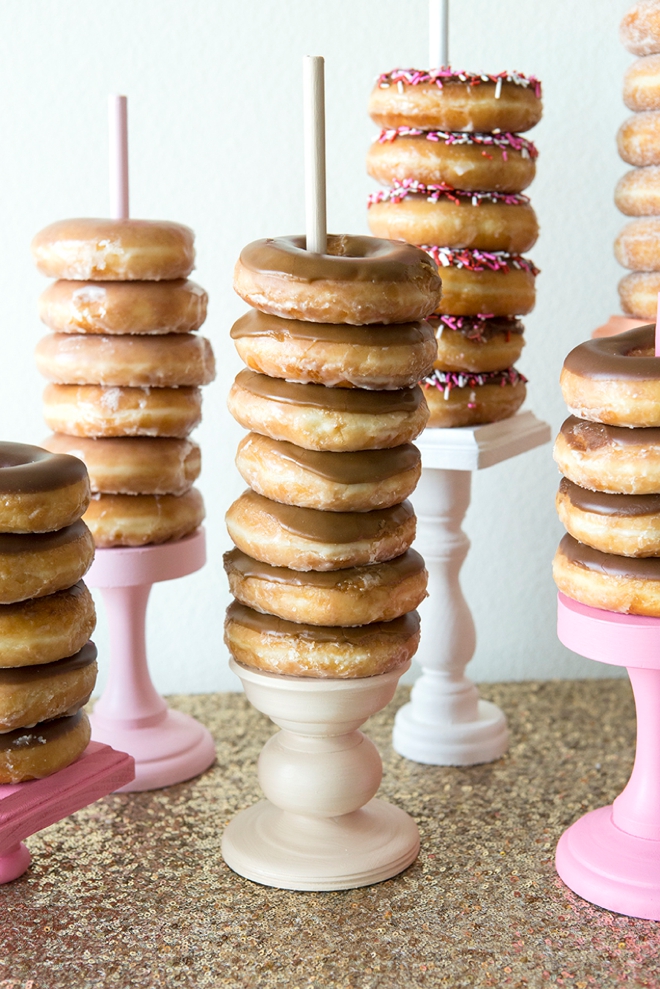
top-left (376, 68), bottom-right (542, 101)
top-left (423, 366), bottom-right (528, 400)
top-left (377, 127), bottom-right (538, 159)
top-left (424, 245), bottom-right (540, 275)
top-left (367, 181), bottom-right (530, 208)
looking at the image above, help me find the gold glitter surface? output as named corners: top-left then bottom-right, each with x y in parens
top-left (1, 680), bottom-right (657, 989)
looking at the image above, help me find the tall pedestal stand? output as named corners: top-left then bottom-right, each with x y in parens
top-left (88, 528), bottom-right (215, 792)
top-left (393, 411), bottom-right (551, 765)
top-left (556, 592), bottom-right (660, 920)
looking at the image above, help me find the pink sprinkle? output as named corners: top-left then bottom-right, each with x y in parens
top-left (376, 67), bottom-right (542, 100)
top-left (377, 128), bottom-right (538, 159)
top-left (423, 245), bottom-right (540, 275)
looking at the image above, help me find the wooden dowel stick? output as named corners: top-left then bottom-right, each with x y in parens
top-left (109, 95), bottom-right (129, 220)
top-left (429, 0), bottom-right (449, 69)
top-left (656, 292), bottom-right (660, 357)
top-left (303, 56), bottom-right (327, 254)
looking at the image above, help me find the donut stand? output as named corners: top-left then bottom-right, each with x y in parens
top-left (221, 58), bottom-right (420, 890)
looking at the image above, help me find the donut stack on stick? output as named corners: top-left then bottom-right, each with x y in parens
top-left (615, 1), bottom-right (660, 320)
top-left (367, 66), bottom-right (542, 427)
top-left (0, 442), bottom-right (97, 782)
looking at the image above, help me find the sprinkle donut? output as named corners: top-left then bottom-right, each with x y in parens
top-left (423, 367), bottom-right (527, 427)
top-left (0, 441), bottom-right (90, 534)
top-left (431, 315), bottom-right (525, 372)
top-left (425, 246), bottom-right (538, 316)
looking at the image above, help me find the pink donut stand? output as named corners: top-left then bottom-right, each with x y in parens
top-left (556, 592), bottom-right (660, 920)
top-left (87, 527), bottom-right (216, 792)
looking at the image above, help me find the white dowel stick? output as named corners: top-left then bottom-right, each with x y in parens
top-left (109, 94), bottom-right (129, 220)
top-left (303, 55), bottom-right (327, 254)
top-left (429, 0), bottom-right (449, 69)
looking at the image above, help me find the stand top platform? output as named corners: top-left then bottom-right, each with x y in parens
top-left (86, 527), bottom-right (206, 588)
top-left (417, 410), bottom-right (551, 471)
top-left (557, 592), bottom-right (660, 669)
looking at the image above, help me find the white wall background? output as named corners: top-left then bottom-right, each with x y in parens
top-left (0, 0), bottom-right (636, 692)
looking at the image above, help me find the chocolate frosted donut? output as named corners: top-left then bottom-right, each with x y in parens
top-left (225, 489), bottom-right (416, 571)
top-left (0, 641), bottom-right (97, 732)
top-left (225, 602), bottom-right (420, 678)
top-left (0, 582), bottom-right (95, 667)
top-left (431, 315), bottom-right (525, 373)
top-left (0, 710), bottom-right (91, 783)
top-left (233, 234), bottom-right (442, 324)
top-left (223, 547), bottom-right (427, 626)
top-left (0, 520), bottom-right (95, 604)
top-left (556, 477), bottom-right (660, 557)
top-left (230, 310), bottom-right (437, 390)
top-left (554, 416), bottom-right (660, 494)
top-left (560, 323), bottom-right (660, 426)
top-left (227, 369), bottom-right (429, 451)
top-left (0, 441), bottom-right (90, 533)
top-left (553, 532), bottom-right (660, 616)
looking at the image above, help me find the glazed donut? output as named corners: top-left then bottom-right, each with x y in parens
top-left (0, 710), bottom-right (91, 783)
top-left (31, 218), bottom-right (195, 281)
top-left (0, 520), bottom-right (94, 604)
top-left (0, 581), bottom-right (95, 668)
top-left (368, 69), bottom-right (542, 133)
top-left (556, 477), bottom-right (660, 557)
top-left (0, 642), bottom-right (97, 733)
top-left (225, 601), bottom-right (419, 679)
top-left (36, 333), bottom-right (216, 388)
top-left (617, 112), bottom-right (660, 166)
top-left (83, 489), bottom-right (204, 548)
top-left (227, 370), bottom-right (428, 452)
top-left (235, 433), bottom-right (421, 512)
top-left (38, 279), bottom-right (207, 335)
top-left (425, 247), bottom-right (537, 316)
top-left (223, 547), bottom-right (427, 626)
top-left (0, 441), bottom-right (90, 533)
top-left (554, 415), bottom-right (660, 494)
top-left (431, 315), bottom-right (525, 372)
top-left (560, 324), bottom-right (660, 427)
top-left (615, 166), bottom-right (660, 215)
top-left (367, 129), bottom-right (537, 193)
top-left (423, 367), bottom-right (527, 428)
top-left (615, 217), bottom-right (660, 269)
top-left (42, 434), bottom-right (201, 496)
top-left (230, 310), bottom-right (437, 390)
top-left (624, 55), bottom-right (660, 111)
top-left (619, 270), bottom-right (660, 318)
top-left (367, 182), bottom-right (539, 253)
top-left (225, 489), bottom-right (415, 571)
top-left (620, 0), bottom-right (660, 56)
top-left (233, 234), bottom-right (442, 324)
top-left (43, 384), bottom-right (202, 438)
top-left (553, 533), bottom-right (660, 617)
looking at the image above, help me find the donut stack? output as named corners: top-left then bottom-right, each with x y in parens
top-left (366, 67), bottom-right (543, 427)
top-left (31, 218), bottom-right (215, 547)
top-left (0, 442), bottom-right (97, 782)
top-left (553, 324), bottom-right (660, 617)
top-left (223, 234), bottom-right (441, 681)
top-left (615, 1), bottom-right (660, 320)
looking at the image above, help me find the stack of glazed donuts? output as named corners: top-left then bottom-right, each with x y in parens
top-left (31, 218), bottom-right (215, 547)
top-left (223, 233), bottom-right (441, 678)
top-left (0, 442), bottom-right (97, 782)
top-left (553, 323), bottom-right (660, 616)
top-left (367, 67), bottom-right (542, 427)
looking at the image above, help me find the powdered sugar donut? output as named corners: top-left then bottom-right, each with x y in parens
top-left (615, 217), bottom-right (660, 269)
top-left (615, 166), bottom-right (660, 215)
top-left (621, 0), bottom-right (660, 56)
top-left (619, 270), bottom-right (660, 317)
top-left (624, 55), bottom-right (660, 110)
top-left (617, 112), bottom-right (660, 166)
top-left (425, 246), bottom-right (538, 316)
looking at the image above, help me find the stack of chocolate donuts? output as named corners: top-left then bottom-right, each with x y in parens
top-left (616, 1), bottom-right (660, 320)
top-left (553, 324), bottom-right (660, 616)
top-left (31, 218), bottom-right (215, 547)
top-left (0, 443), bottom-right (97, 782)
top-left (223, 234), bottom-right (441, 679)
top-left (366, 67), bottom-right (542, 427)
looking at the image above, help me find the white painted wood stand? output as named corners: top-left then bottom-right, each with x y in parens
top-left (393, 411), bottom-right (551, 766)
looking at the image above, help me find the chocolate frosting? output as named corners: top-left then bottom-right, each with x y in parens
top-left (560, 415), bottom-right (660, 450)
top-left (226, 601), bottom-right (420, 644)
top-left (0, 710), bottom-right (84, 751)
top-left (563, 324), bottom-right (660, 381)
top-left (0, 519), bottom-right (88, 555)
top-left (246, 436), bottom-right (420, 484)
top-left (559, 477), bottom-right (660, 517)
top-left (0, 641), bottom-right (96, 684)
top-left (239, 234), bottom-right (439, 284)
top-left (559, 533), bottom-right (660, 580)
top-left (0, 442), bottom-right (86, 494)
top-left (234, 369), bottom-right (424, 414)
top-left (236, 489), bottom-right (413, 543)
top-left (223, 547), bottom-right (425, 589)
top-left (231, 309), bottom-right (434, 346)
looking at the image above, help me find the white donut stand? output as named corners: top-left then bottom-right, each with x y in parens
top-left (88, 527), bottom-right (216, 791)
top-left (393, 411), bottom-right (551, 765)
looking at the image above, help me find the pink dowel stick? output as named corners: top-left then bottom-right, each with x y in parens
top-left (656, 291), bottom-right (660, 357)
top-left (109, 94), bottom-right (129, 220)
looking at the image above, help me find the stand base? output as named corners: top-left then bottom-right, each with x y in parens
top-left (0, 842), bottom-right (31, 883)
top-left (222, 797), bottom-right (419, 891)
top-left (556, 806), bottom-right (660, 920)
top-left (393, 698), bottom-right (509, 766)
top-left (90, 708), bottom-right (215, 792)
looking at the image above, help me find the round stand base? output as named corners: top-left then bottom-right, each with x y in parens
top-left (392, 698), bottom-right (509, 766)
top-left (90, 708), bottom-right (215, 792)
top-left (0, 842), bottom-right (31, 883)
top-left (222, 797), bottom-right (419, 891)
top-left (556, 806), bottom-right (660, 920)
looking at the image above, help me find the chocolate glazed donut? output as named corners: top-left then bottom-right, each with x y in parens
top-left (0, 441), bottom-right (90, 533)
